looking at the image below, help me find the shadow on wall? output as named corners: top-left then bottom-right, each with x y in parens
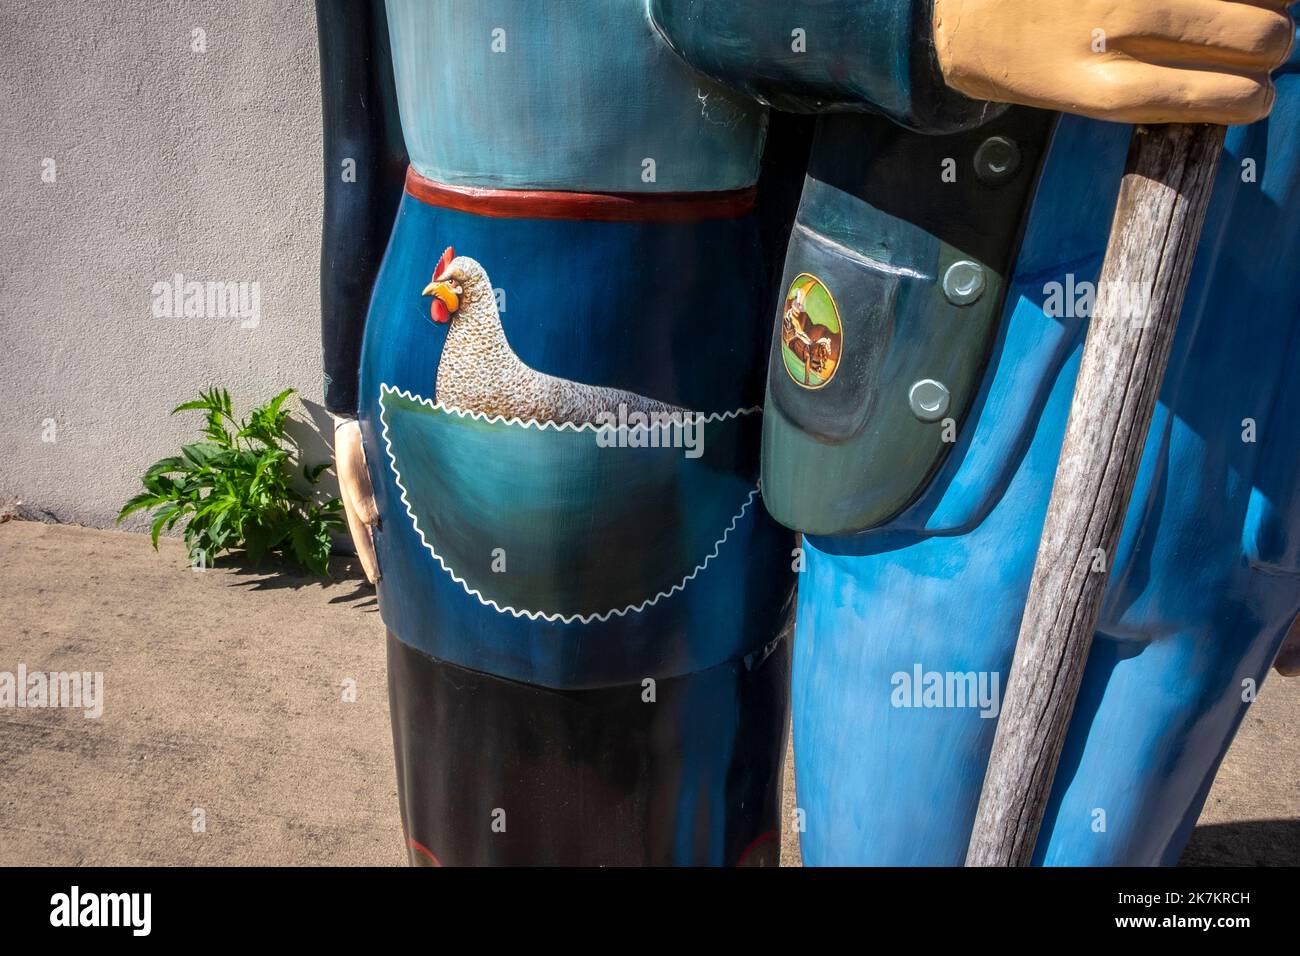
top-left (286, 397), bottom-right (353, 555)
top-left (287, 396), bottom-right (338, 495)
top-left (1180, 819), bottom-right (1300, 866)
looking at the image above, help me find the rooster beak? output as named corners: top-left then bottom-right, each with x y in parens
top-left (427, 281), bottom-right (460, 312)
top-left (422, 279), bottom-right (459, 323)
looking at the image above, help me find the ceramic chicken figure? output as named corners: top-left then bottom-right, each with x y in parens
top-left (422, 248), bottom-right (688, 424)
top-left (317, 0), bottom-right (1300, 867)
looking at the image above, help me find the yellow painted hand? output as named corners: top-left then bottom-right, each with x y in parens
top-left (934, 0), bottom-right (1294, 125)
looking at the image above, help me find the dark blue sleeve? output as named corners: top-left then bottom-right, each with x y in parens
top-left (316, 0), bottom-right (408, 415)
top-left (648, 0), bottom-right (1000, 133)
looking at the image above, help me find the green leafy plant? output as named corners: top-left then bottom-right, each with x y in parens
top-left (118, 388), bottom-right (344, 576)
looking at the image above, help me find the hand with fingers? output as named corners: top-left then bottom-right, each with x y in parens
top-left (933, 0), bottom-right (1295, 125)
top-left (331, 414), bottom-right (380, 585)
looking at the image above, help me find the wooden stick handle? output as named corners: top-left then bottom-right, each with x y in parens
top-left (965, 123), bottom-right (1226, 867)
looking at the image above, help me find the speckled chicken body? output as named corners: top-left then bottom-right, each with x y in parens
top-left (431, 256), bottom-right (687, 426)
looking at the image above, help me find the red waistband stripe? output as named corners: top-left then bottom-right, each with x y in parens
top-left (404, 166), bottom-right (756, 223)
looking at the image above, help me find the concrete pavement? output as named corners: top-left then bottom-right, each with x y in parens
top-left (0, 521), bottom-right (1294, 866)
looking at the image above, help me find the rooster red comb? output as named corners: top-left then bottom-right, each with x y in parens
top-left (423, 246), bottom-right (458, 324)
top-left (434, 246), bottom-right (455, 280)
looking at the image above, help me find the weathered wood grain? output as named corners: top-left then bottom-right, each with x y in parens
top-left (965, 123), bottom-right (1226, 867)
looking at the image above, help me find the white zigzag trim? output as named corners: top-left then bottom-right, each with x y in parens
top-left (378, 383), bottom-right (761, 625)
top-left (378, 384), bottom-right (760, 430)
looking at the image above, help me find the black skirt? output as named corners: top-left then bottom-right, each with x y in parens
top-left (386, 630), bottom-right (789, 866)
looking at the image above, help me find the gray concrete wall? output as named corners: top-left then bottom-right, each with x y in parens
top-left (0, 0), bottom-right (334, 530)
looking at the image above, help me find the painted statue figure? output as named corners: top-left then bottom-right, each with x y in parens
top-left (317, 0), bottom-right (801, 866)
top-left (319, 0), bottom-right (1299, 865)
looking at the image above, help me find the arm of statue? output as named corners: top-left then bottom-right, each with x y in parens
top-left (651, 0), bottom-right (1292, 130)
top-left (332, 413), bottom-right (380, 584)
top-left (649, 0), bottom-right (996, 132)
top-left (933, 0), bottom-right (1294, 125)
top-left (316, 0), bottom-right (407, 583)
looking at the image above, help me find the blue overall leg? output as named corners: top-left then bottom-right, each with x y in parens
top-left (793, 59), bottom-right (1300, 864)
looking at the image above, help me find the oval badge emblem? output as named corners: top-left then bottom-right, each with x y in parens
top-left (780, 273), bottom-right (843, 389)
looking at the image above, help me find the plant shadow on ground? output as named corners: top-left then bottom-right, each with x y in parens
top-left (1179, 819), bottom-right (1300, 866)
top-left (218, 549), bottom-right (378, 610)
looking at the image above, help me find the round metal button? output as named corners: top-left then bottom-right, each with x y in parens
top-left (909, 379), bottom-right (951, 423)
top-left (942, 260), bottom-right (985, 306)
top-left (974, 136), bottom-right (1021, 185)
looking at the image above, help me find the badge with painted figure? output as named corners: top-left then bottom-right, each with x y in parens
top-left (780, 274), bottom-right (843, 389)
